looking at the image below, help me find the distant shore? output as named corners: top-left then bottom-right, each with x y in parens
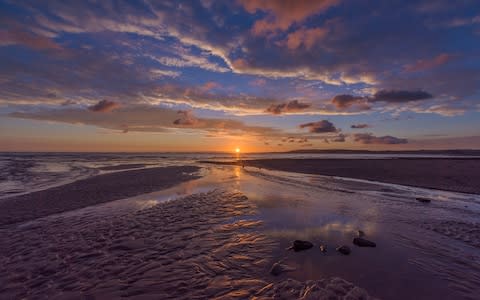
top-left (0, 166), bottom-right (200, 227)
top-left (202, 158), bottom-right (480, 194)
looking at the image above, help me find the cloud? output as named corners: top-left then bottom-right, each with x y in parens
top-left (9, 105), bottom-right (283, 137)
top-left (198, 81), bottom-right (220, 92)
top-left (284, 27), bottom-right (328, 50)
top-left (404, 53), bottom-right (453, 72)
top-left (351, 123), bottom-right (370, 129)
top-left (238, 0), bottom-right (341, 35)
top-left (353, 133), bottom-right (408, 144)
top-left (265, 100), bottom-right (311, 114)
top-left (88, 100), bottom-right (120, 112)
top-left (331, 94), bottom-right (370, 110)
top-left (0, 0), bottom-right (478, 121)
top-left (370, 90), bottom-right (433, 103)
top-left (332, 133), bottom-right (346, 142)
top-left (249, 78), bottom-right (267, 86)
top-left (150, 69), bottom-right (181, 78)
top-left (0, 30), bottom-right (58, 50)
top-left (299, 120), bottom-right (338, 133)
top-left (173, 110), bottom-right (198, 126)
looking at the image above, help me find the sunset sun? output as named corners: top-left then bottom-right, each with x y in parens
top-left (235, 147), bottom-right (240, 153)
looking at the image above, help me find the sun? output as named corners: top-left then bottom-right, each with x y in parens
top-left (235, 147), bottom-right (240, 153)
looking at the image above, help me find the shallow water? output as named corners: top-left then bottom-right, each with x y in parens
top-left (65, 164), bottom-right (480, 300)
top-left (2, 152), bottom-right (477, 199)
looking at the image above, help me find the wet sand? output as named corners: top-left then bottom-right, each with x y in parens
top-left (0, 166), bottom-right (200, 226)
top-left (97, 163), bottom-right (153, 171)
top-left (204, 158), bottom-right (480, 194)
top-left (0, 189), bottom-right (375, 299)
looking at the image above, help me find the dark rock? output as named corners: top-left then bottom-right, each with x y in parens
top-left (336, 245), bottom-right (351, 255)
top-left (357, 230), bottom-right (365, 237)
top-left (416, 197), bottom-right (431, 203)
top-left (288, 240), bottom-right (314, 252)
top-left (270, 262), bottom-right (296, 276)
top-left (319, 245), bottom-right (327, 253)
top-left (353, 237), bottom-right (376, 247)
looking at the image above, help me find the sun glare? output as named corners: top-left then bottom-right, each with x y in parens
top-left (235, 147), bottom-right (240, 153)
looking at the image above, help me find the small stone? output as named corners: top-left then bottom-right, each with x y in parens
top-left (288, 240), bottom-right (314, 252)
top-left (336, 245), bottom-right (351, 255)
top-left (416, 197), bottom-right (431, 203)
top-left (353, 237), bottom-right (376, 247)
top-left (319, 245), bottom-right (327, 253)
top-left (270, 262), bottom-right (296, 276)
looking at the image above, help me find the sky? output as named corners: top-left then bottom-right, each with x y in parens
top-left (0, 0), bottom-right (479, 152)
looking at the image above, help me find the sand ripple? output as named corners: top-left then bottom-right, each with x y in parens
top-left (0, 190), bottom-right (376, 299)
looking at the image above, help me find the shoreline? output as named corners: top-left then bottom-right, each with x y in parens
top-left (0, 166), bottom-right (200, 227)
top-left (201, 158), bottom-right (480, 195)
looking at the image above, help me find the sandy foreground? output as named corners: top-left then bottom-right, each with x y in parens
top-left (0, 186), bottom-right (376, 299)
top-left (204, 158), bottom-right (480, 194)
top-left (0, 166), bottom-right (200, 227)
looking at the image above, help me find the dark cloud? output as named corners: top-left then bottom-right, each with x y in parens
top-left (353, 133), bottom-right (408, 144)
top-left (173, 110), bottom-right (198, 126)
top-left (299, 120), bottom-right (338, 133)
top-left (332, 133), bottom-right (346, 142)
top-left (331, 94), bottom-right (370, 110)
top-left (370, 90), bottom-right (433, 103)
top-left (266, 100), bottom-right (311, 114)
top-left (351, 123), bottom-right (370, 129)
top-left (88, 100), bottom-right (120, 112)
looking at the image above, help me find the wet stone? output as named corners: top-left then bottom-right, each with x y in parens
top-left (416, 197), bottom-right (432, 203)
top-left (319, 245), bottom-right (327, 253)
top-left (270, 262), bottom-right (296, 276)
top-left (353, 237), bottom-right (376, 247)
top-left (289, 240), bottom-right (314, 252)
top-left (336, 245), bottom-right (351, 255)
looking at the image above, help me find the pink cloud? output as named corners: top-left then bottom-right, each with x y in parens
top-left (404, 53), bottom-right (453, 72)
top-left (0, 28), bottom-right (61, 50)
top-left (199, 81), bottom-right (220, 92)
top-left (250, 78), bottom-right (267, 86)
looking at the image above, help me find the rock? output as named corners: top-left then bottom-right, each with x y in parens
top-left (358, 230), bottom-right (365, 237)
top-left (288, 240), bottom-right (314, 252)
top-left (336, 245), bottom-right (351, 255)
top-left (416, 197), bottom-right (431, 203)
top-left (319, 245), bottom-right (327, 253)
top-left (353, 237), bottom-right (376, 247)
top-left (270, 262), bottom-right (296, 276)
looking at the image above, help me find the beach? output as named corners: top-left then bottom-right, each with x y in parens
top-left (0, 169), bottom-right (376, 299)
top-left (0, 166), bottom-right (200, 226)
top-left (1, 155), bottom-right (480, 299)
top-left (205, 158), bottom-right (480, 194)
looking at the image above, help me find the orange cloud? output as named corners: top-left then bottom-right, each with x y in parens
top-left (199, 81), bottom-right (220, 92)
top-left (285, 27), bottom-right (328, 50)
top-left (239, 0), bottom-right (341, 35)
